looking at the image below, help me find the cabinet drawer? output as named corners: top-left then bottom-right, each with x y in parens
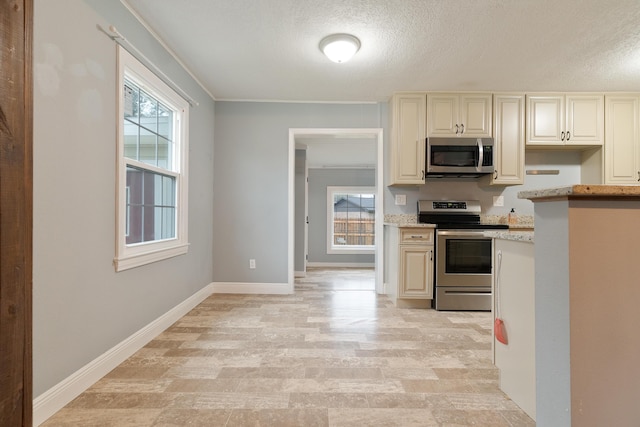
top-left (400, 228), bottom-right (434, 244)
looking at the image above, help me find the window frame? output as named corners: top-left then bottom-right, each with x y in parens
top-left (326, 186), bottom-right (376, 255)
top-left (114, 46), bottom-right (189, 271)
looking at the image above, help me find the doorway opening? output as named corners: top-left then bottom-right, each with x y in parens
top-left (288, 128), bottom-right (384, 294)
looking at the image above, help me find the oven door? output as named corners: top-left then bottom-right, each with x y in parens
top-left (436, 230), bottom-right (492, 287)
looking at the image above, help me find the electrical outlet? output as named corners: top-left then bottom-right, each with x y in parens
top-left (249, 259), bottom-right (256, 269)
top-left (493, 196), bottom-right (504, 207)
top-left (395, 194), bottom-right (407, 206)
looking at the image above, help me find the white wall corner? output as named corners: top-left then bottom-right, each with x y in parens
top-left (32, 283), bottom-right (215, 426)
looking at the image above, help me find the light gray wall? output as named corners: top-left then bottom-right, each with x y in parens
top-left (33, 0), bottom-right (215, 396)
top-left (213, 102), bottom-right (384, 284)
top-left (294, 149), bottom-right (306, 272)
top-left (307, 168), bottom-right (375, 264)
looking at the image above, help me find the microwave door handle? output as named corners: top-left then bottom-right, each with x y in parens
top-left (477, 139), bottom-right (484, 172)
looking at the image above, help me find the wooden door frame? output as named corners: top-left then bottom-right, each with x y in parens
top-left (1, 0), bottom-right (33, 425)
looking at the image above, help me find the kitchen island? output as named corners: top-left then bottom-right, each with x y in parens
top-left (486, 230), bottom-right (536, 421)
top-left (519, 185), bottom-right (640, 427)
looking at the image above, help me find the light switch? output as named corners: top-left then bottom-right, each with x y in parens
top-left (395, 194), bottom-right (407, 205)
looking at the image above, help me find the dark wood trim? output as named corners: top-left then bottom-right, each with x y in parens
top-left (0, 0), bottom-right (33, 425)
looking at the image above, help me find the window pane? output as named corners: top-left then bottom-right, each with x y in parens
top-left (139, 128), bottom-right (157, 166)
top-left (123, 120), bottom-right (139, 160)
top-left (124, 81), bottom-right (139, 123)
top-left (158, 103), bottom-right (173, 140)
top-left (126, 165), bottom-right (176, 244)
top-left (157, 136), bottom-right (170, 169)
top-left (332, 192), bottom-right (375, 247)
top-left (139, 89), bottom-right (158, 133)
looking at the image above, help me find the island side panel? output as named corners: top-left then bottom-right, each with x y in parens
top-left (568, 200), bottom-right (640, 427)
top-left (534, 200), bottom-right (572, 427)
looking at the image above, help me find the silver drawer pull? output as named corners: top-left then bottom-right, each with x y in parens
top-left (410, 235), bottom-right (423, 238)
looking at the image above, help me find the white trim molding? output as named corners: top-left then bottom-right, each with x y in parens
top-left (288, 128), bottom-right (384, 293)
top-left (210, 282), bottom-right (292, 295)
top-left (33, 283), bottom-right (215, 426)
top-left (306, 262), bottom-right (375, 268)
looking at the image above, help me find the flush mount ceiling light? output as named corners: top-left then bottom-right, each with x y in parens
top-left (319, 34), bottom-right (361, 63)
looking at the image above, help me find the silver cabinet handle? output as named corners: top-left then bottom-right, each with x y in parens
top-left (561, 131), bottom-right (565, 141)
top-left (460, 124), bottom-right (464, 134)
top-left (410, 235), bottom-right (423, 239)
top-left (429, 249), bottom-right (433, 261)
top-left (566, 131), bottom-right (570, 141)
top-left (637, 171), bottom-right (640, 182)
top-left (494, 170), bottom-right (498, 179)
top-left (455, 124), bottom-right (459, 135)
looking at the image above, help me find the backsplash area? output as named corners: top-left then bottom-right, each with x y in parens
top-left (384, 150), bottom-right (584, 221)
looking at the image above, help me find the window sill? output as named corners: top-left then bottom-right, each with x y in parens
top-left (114, 243), bottom-right (189, 272)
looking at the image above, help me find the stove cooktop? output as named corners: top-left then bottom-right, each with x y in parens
top-left (417, 200), bottom-right (508, 230)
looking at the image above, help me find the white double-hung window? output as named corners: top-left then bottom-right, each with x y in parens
top-left (114, 46), bottom-right (189, 271)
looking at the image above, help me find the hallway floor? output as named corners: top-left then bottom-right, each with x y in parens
top-left (42, 268), bottom-right (534, 426)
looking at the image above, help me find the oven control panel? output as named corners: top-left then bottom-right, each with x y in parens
top-left (432, 201), bottom-right (467, 210)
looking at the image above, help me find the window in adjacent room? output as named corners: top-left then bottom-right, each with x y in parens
top-left (326, 186), bottom-right (376, 254)
top-left (114, 46), bottom-right (189, 271)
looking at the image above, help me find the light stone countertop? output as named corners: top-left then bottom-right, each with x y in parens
top-left (383, 222), bottom-right (436, 228)
top-left (484, 230), bottom-right (535, 243)
top-left (384, 214), bottom-right (435, 228)
top-left (518, 185), bottom-right (640, 201)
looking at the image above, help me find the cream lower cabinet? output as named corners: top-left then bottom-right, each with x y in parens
top-left (491, 94), bottom-right (525, 185)
top-left (389, 93), bottom-right (426, 185)
top-left (604, 95), bottom-right (640, 184)
top-left (399, 245), bottom-right (433, 298)
top-left (384, 225), bottom-right (434, 307)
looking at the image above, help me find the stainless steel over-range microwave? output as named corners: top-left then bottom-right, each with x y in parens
top-left (425, 137), bottom-right (494, 177)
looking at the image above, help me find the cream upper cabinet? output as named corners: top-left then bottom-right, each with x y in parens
top-left (427, 93), bottom-right (492, 137)
top-left (491, 94), bottom-right (525, 185)
top-left (526, 94), bottom-right (603, 146)
top-left (389, 93), bottom-right (426, 185)
top-left (604, 95), bottom-right (640, 184)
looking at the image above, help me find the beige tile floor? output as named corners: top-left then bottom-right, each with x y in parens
top-left (42, 268), bottom-right (534, 426)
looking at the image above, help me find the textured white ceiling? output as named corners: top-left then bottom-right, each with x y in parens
top-left (124, 0), bottom-right (640, 102)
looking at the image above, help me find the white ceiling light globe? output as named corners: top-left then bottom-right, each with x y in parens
top-left (319, 34), bottom-right (361, 63)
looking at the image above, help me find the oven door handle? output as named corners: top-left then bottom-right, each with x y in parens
top-left (437, 230), bottom-right (489, 237)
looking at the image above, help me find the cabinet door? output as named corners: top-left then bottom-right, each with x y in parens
top-left (460, 94), bottom-right (492, 137)
top-left (605, 96), bottom-right (640, 184)
top-left (492, 94), bottom-right (525, 185)
top-left (526, 95), bottom-right (564, 145)
top-left (390, 93), bottom-right (426, 185)
top-left (427, 95), bottom-right (459, 136)
top-left (566, 95), bottom-right (604, 146)
top-left (399, 245), bottom-right (433, 298)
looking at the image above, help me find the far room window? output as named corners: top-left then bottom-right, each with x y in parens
top-left (114, 46), bottom-right (189, 271)
top-left (327, 186), bottom-right (375, 254)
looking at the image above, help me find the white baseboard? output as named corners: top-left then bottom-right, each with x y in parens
top-left (33, 283), bottom-right (215, 426)
top-left (306, 262), bottom-right (375, 268)
top-left (210, 282), bottom-right (292, 295)
top-left (294, 270), bottom-right (306, 278)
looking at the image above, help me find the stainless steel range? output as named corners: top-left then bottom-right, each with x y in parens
top-left (418, 200), bottom-right (508, 311)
